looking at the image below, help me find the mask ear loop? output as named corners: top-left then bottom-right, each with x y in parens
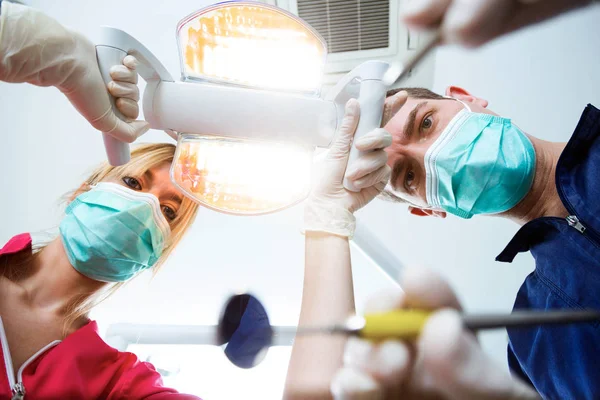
top-left (383, 183), bottom-right (436, 210)
top-left (443, 95), bottom-right (472, 112)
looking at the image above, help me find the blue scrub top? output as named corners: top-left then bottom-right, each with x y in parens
top-left (496, 104), bottom-right (600, 399)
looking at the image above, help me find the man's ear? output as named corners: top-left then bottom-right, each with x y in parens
top-left (408, 206), bottom-right (447, 218)
top-left (445, 86), bottom-right (488, 109)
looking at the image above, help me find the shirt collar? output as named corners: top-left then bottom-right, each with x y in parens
top-left (0, 233), bottom-right (32, 257)
top-left (496, 104), bottom-right (600, 262)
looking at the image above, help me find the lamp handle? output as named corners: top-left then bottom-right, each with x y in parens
top-left (343, 79), bottom-right (386, 192)
top-left (96, 45), bottom-right (131, 166)
top-left (327, 61), bottom-right (389, 192)
top-left (94, 26), bottom-right (174, 166)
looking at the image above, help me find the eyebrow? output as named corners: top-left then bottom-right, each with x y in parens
top-left (390, 159), bottom-right (404, 192)
top-left (169, 192), bottom-right (184, 205)
top-left (402, 101), bottom-right (428, 142)
top-left (389, 101), bottom-right (428, 190)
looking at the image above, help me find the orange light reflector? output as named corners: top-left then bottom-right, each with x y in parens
top-left (176, 2), bottom-right (327, 93)
top-left (172, 134), bottom-right (313, 215)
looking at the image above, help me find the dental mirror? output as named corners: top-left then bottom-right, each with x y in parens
top-left (218, 293), bottom-right (274, 369)
top-left (216, 294), bottom-right (600, 369)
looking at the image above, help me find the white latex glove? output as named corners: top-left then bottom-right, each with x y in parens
top-left (331, 267), bottom-right (541, 400)
top-left (401, 0), bottom-right (594, 47)
top-left (107, 55), bottom-right (141, 120)
top-left (303, 91), bottom-right (406, 238)
top-left (0, 1), bottom-right (149, 141)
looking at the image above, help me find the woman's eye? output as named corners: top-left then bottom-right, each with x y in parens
top-left (421, 115), bottom-right (433, 130)
top-left (162, 205), bottom-right (177, 221)
top-left (405, 170), bottom-right (415, 189)
top-left (122, 176), bottom-right (142, 190)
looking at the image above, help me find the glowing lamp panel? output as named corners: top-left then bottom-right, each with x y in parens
top-left (177, 4), bottom-right (326, 92)
top-left (172, 135), bottom-right (312, 215)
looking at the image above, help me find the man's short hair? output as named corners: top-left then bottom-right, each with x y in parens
top-left (379, 87), bottom-right (444, 204)
top-left (386, 87), bottom-right (444, 100)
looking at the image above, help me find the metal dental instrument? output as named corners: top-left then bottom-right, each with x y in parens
top-left (294, 309), bottom-right (600, 341)
top-left (382, 30), bottom-right (442, 87)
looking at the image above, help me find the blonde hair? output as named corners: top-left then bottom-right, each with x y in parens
top-left (5, 143), bottom-right (199, 336)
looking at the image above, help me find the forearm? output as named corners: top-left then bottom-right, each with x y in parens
top-left (0, 1), bottom-right (79, 87)
top-left (284, 232), bottom-right (355, 400)
top-left (283, 94), bottom-right (392, 398)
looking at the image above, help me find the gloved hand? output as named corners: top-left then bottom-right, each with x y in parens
top-left (401, 0), bottom-right (593, 47)
top-left (0, 1), bottom-right (149, 141)
top-left (107, 55), bottom-right (141, 121)
top-left (303, 91), bottom-right (407, 238)
top-left (330, 267), bottom-right (541, 400)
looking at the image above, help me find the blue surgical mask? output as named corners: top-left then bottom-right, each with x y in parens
top-left (424, 101), bottom-right (536, 219)
top-left (59, 182), bottom-right (171, 282)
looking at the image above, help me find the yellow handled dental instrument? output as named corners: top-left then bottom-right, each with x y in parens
top-left (296, 309), bottom-right (600, 341)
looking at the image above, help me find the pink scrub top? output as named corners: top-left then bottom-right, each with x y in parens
top-left (0, 234), bottom-right (201, 399)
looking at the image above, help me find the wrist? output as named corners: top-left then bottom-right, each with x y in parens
top-left (303, 196), bottom-right (356, 239)
top-left (305, 230), bottom-right (350, 241)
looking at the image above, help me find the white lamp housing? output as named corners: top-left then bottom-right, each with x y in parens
top-left (94, 2), bottom-right (394, 215)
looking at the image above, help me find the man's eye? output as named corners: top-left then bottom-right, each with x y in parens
top-left (405, 170), bottom-right (415, 189)
top-left (421, 115), bottom-right (433, 130)
top-left (162, 205), bottom-right (177, 221)
top-left (122, 176), bottom-right (142, 190)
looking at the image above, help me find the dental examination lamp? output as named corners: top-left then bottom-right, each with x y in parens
top-left (95, 1), bottom-right (404, 215)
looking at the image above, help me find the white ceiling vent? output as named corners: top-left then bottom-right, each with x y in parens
top-left (264, 0), bottom-right (436, 89)
top-left (296, 0), bottom-right (390, 54)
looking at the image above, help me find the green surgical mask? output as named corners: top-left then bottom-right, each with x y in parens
top-left (424, 102), bottom-right (536, 219)
top-left (59, 182), bottom-right (171, 282)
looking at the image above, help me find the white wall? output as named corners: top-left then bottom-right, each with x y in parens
top-left (1, 1), bottom-right (599, 395)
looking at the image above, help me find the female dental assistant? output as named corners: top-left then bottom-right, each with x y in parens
top-left (0, 2), bottom-right (392, 398)
top-left (0, 144), bottom-right (202, 399)
top-left (0, 2), bottom-right (201, 397)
